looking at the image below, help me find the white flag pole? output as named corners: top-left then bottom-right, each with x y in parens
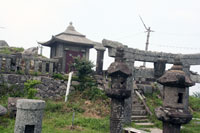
top-left (65, 71), bottom-right (73, 102)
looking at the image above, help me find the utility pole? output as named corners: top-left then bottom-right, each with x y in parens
top-left (139, 16), bottom-right (154, 67)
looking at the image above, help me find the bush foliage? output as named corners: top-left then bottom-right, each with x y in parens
top-left (24, 80), bottom-right (41, 99)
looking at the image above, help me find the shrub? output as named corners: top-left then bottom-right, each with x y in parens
top-left (70, 57), bottom-right (108, 100)
top-left (24, 80), bottom-right (41, 99)
top-left (82, 87), bottom-right (107, 100)
top-left (71, 57), bottom-right (94, 79)
top-left (70, 57), bottom-right (95, 91)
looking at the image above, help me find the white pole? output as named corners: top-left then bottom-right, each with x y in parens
top-left (65, 71), bottom-right (73, 102)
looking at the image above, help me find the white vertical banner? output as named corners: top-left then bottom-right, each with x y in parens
top-left (65, 71), bottom-right (73, 102)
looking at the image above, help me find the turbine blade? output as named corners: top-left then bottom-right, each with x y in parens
top-left (139, 15), bottom-right (148, 30)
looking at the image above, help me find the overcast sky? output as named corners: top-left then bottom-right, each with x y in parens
top-left (0, 0), bottom-right (199, 93)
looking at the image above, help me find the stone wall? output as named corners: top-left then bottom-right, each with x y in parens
top-left (0, 74), bottom-right (70, 99)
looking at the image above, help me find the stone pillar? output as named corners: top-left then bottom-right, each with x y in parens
top-left (25, 60), bottom-right (30, 75)
top-left (106, 47), bottom-right (131, 133)
top-left (183, 64), bottom-right (190, 110)
top-left (0, 58), bottom-right (2, 72)
top-left (85, 48), bottom-right (90, 60)
top-left (5, 58), bottom-right (11, 73)
top-left (14, 99), bottom-right (45, 133)
top-left (96, 49), bottom-right (105, 75)
top-left (49, 62), bottom-right (54, 75)
top-left (34, 60), bottom-right (39, 73)
top-left (163, 123), bottom-right (181, 133)
top-left (154, 58), bottom-right (166, 79)
top-left (15, 58), bottom-right (21, 72)
top-left (42, 61), bottom-right (46, 74)
top-left (124, 58), bottom-right (134, 125)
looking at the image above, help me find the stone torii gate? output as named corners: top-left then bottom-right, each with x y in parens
top-left (102, 39), bottom-right (200, 124)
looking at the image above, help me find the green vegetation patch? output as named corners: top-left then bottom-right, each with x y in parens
top-left (0, 47), bottom-right (24, 54)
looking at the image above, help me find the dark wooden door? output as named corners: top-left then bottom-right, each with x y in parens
top-left (65, 50), bottom-right (83, 73)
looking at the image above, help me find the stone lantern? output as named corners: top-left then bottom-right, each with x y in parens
top-left (106, 47), bottom-right (131, 133)
top-left (155, 58), bottom-right (194, 133)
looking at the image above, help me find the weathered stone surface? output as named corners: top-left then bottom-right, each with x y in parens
top-left (71, 81), bottom-right (80, 86)
top-left (154, 58), bottom-right (166, 78)
top-left (155, 107), bottom-right (192, 124)
top-left (0, 40), bottom-right (9, 47)
top-left (155, 58), bottom-right (194, 133)
top-left (133, 67), bottom-right (154, 79)
top-left (14, 99), bottom-right (45, 133)
top-left (23, 47), bottom-right (38, 56)
top-left (0, 74), bottom-right (68, 99)
top-left (157, 59), bottom-right (194, 87)
top-left (7, 97), bottom-right (23, 118)
top-left (137, 84), bottom-right (153, 94)
top-left (0, 105), bottom-right (7, 116)
top-left (103, 39), bottom-right (200, 65)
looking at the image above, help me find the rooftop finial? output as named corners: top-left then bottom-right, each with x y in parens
top-left (66, 22), bottom-right (75, 31)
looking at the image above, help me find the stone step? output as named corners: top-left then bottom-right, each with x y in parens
top-left (132, 110), bottom-right (147, 115)
top-left (132, 101), bottom-right (143, 105)
top-left (131, 115), bottom-right (148, 120)
top-left (132, 119), bottom-right (149, 123)
top-left (124, 127), bottom-right (148, 133)
top-left (143, 128), bottom-right (162, 133)
top-left (135, 122), bottom-right (154, 126)
top-left (132, 105), bottom-right (145, 110)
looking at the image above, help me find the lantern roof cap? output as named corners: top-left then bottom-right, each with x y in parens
top-left (157, 57), bottom-right (194, 87)
top-left (107, 47), bottom-right (131, 77)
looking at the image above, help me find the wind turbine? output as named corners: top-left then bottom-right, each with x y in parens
top-left (139, 15), bottom-right (154, 66)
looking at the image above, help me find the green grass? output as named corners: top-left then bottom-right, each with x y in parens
top-left (2, 85), bottom-right (200, 132)
top-left (0, 90), bottom-right (110, 133)
top-left (144, 90), bottom-right (163, 128)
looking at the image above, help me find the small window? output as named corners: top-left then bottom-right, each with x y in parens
top-left (25, 125), bottom-right (35, 133)
top-left (177, 93), bottom-right (183, 103)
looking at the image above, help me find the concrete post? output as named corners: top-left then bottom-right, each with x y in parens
top-left (14, 99), bottom-right (45, 133)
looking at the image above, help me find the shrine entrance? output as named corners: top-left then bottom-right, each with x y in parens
top-left (65, 50), bottom-right (83, 72)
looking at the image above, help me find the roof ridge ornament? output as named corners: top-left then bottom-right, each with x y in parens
top-left (66, 22), bottom-right (75, 31)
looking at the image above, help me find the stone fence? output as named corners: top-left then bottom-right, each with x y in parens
top-left (0, 53), bottom-right (61, 76)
